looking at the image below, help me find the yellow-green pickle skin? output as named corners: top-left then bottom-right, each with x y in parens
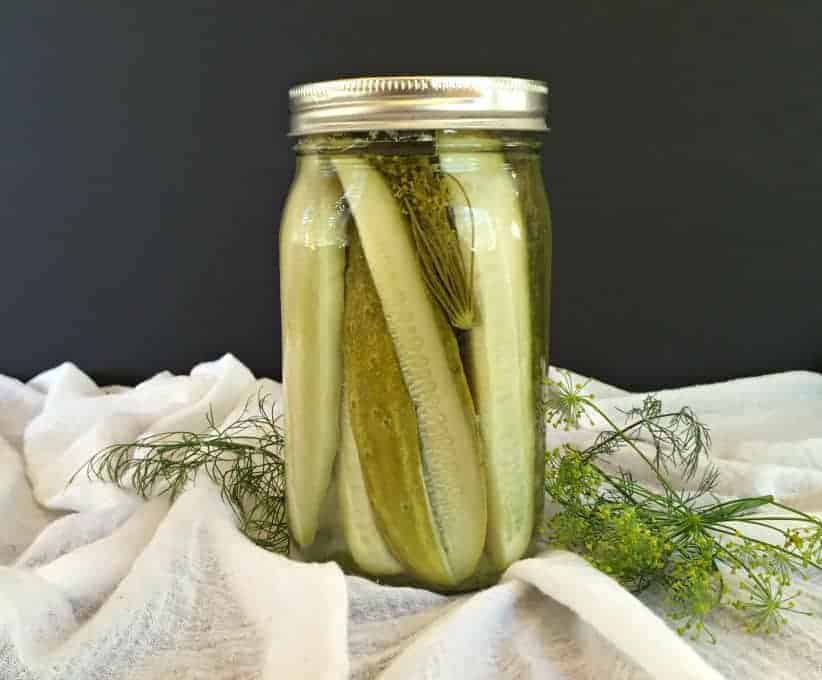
top-left (344, 234), bottom-right (459, 587)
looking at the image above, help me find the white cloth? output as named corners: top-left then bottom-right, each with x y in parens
top-left (2, 354), bottom-right (821, 679)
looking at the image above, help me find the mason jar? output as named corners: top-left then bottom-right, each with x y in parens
top-left (279, 76), bottom-right (552, 591)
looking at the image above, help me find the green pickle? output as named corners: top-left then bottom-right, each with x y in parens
top-left (279, 155), bottom-right (346, 548)
top-left (281, 130), bottom-right (550, 592)
top-left (336, 392), bottom-right (404, 577)
top-left (343, 234), bottom-right (472, 587)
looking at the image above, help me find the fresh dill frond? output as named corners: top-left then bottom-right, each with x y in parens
top-left (619, 395), bottom-right (711, 481)
top-left (75, 367), bottom-right (822, 640)
top-left (374, 155), bottom-right (477, 329)
top-left (71, 392), bottom-right (289, 554)
top-left (543, 371), bottom-right (822, 640)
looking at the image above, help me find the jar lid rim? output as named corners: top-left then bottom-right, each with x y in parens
top-left (288, 76), bottom-right (549, 136)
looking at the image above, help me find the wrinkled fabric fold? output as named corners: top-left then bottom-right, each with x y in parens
top-left (2, 355), bottom-right (822, 679)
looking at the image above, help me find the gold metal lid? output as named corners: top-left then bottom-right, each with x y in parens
top-left (288, 76), bottom-right (549, 136)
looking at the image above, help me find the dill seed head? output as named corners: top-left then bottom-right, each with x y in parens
top-left (542, 369), bottom-right (822, 640)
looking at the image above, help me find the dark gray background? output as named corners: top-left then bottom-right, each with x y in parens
top-left (2, 2), bottom-right (820, 390)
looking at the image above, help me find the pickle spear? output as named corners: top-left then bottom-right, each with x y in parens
top-left (280, 155), bottom-right (347, 548)
top-left (337, 393), bottom-right (404, 577)
top-left (438, 134), bottom-right (537, 570)
top-left (335, 158), bottom-right (486, 587)
top-left (342, 234), bottom-right (452, 584)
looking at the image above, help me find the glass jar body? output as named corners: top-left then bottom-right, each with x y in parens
top-left (279, 130), bottom-right (552, 591)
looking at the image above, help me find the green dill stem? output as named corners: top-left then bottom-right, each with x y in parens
top-left (585, 461), bottom-right (638, 502)
top-left (595, 469), bottom-right (680, 516)
top-left (702, 496), bottom-right (822, 569)
top-left (714, 542), bottom-right (771, 598)
top-left (583, 399), bottom-right (684, 504)
top-left (440, 172), bottom-right (476, 312)
top-left (583, 412), bottom-right (706, 462)
top-left (581, 421), bottom-right (646, 461)
top-left (769, 500), bottom-right (822, 525)
top-left (700, 496), bottom-right (773, 516)
top-left (716, 518), bottom-right (795, 538)
top-left (717, 516), bottom-right (822, 537)
top-left (545, 375), bottom-right (822, 636)
top-left (709, 524), bottom-right (822, 571)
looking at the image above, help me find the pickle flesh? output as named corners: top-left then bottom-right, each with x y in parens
top-left (439, 134), bottom-right (536, 569)
top-left (280, 155), bottom-right (346, 548)
top-left (336, 158), bottom-right (486, 586)
top-left (337, 392), bottom-right (404, 576)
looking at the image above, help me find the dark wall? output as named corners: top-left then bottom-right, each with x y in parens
top-left (2, 2), bottom-right (821, 390)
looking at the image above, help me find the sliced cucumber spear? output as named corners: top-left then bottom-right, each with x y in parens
top-left (342, 233), bottom-right (452, 585)
top-left (279, 155), bottom-right (347, 548)
top-left (438, 134), bottom-right (537, 570)
top-left (336, 393), bottom-right (404, 576)
top-left (334, 158), bottom-right (487, 587)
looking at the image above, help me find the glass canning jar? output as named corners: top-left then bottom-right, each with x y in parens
top-left (280, 77), bottom-right (552, 591)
